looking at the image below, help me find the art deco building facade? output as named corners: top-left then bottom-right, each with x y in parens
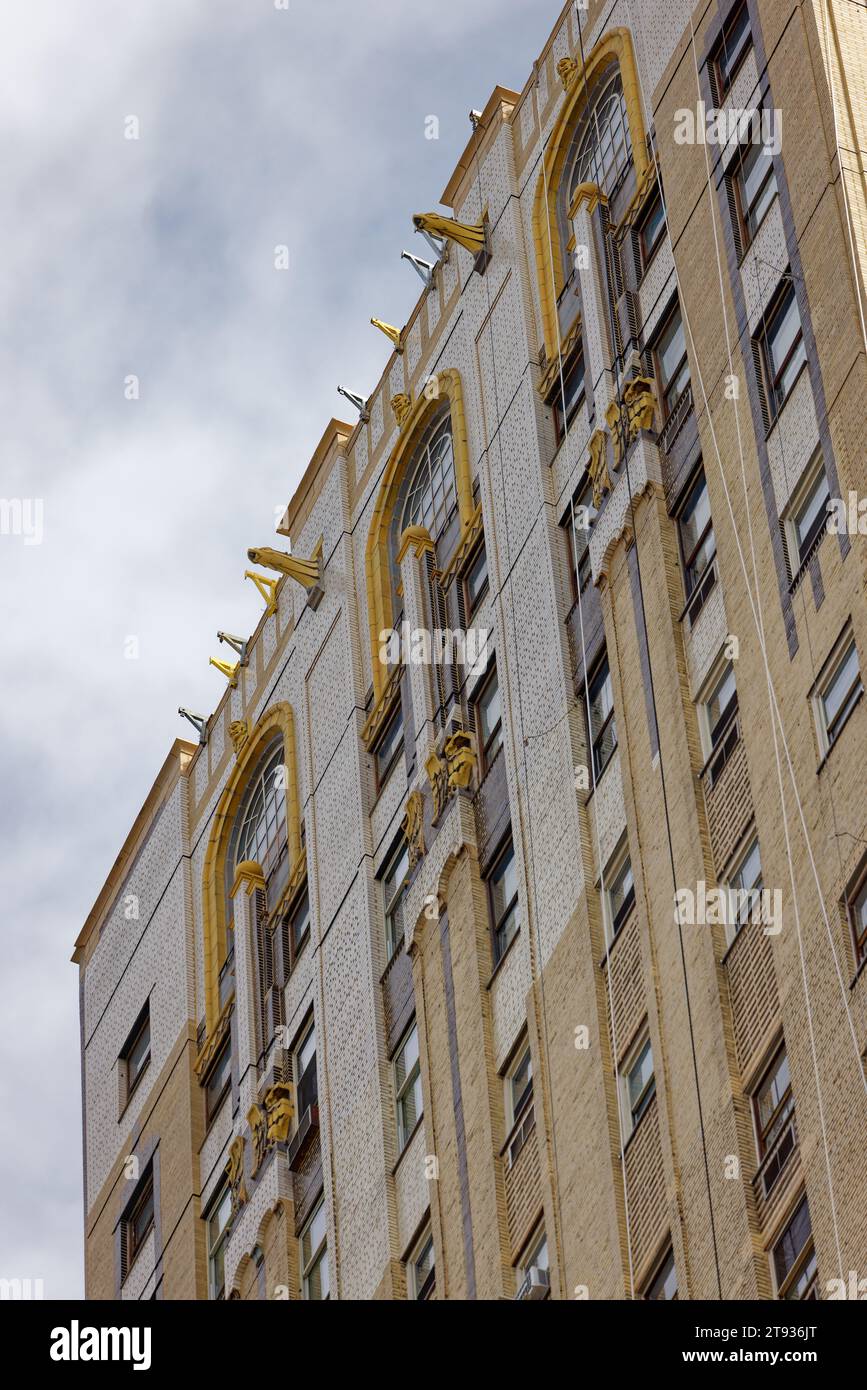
top-left (75, 0), bottom-right (867, 1300)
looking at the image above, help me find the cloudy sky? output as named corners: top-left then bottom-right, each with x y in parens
top-left (0, 0), bottom-right (559, 1300)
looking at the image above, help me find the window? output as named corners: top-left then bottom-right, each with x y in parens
top-left (552, 348), bottom-right (586, 443)
top-left (772, 1195), bottom-right (817, 1300)
top-left (702, 660), bottom-right (738, 756)
top-left (587, 653), bottom-right (617, 779)
top-left (753, 1044), bottom-right (795, 1195)
top-left (205, 1037), bottom-right (231, 1126)
top-left (475, 664), bottom-right (503, 772)
top-left (623, 1035), bottom-right (655, 1138)
top-left (124, 1169), bottom-right (155, 1276)
top-left (814, 632), bottom-right (863, 756)
top-left (394, 1021), bottom-right (423, 1152)
top-left (120, 1002), bottom-right (151, 1106)
top-left (637, 190), bottom-right (665, 272)
top-left (505, 1036), bottom-right (533, 1132)
top-left (288, 886), bottom-right (310, 955)
top-left (758, 283), bottom-right (807, 421)
top-left (295, 1020), bottom-right (318, 1120)
top-left (400, 411), bottom-right (456, 542)
top-left (643, 1247), bottom-right (678, 1300)
top-left (236, 746), bottom-right (288, 890)
top-left (463, 542), bottom-right (489, 616)
top-left (373, 704), bottom-right (404, 791)
top-left (714, 2), bottom-right (751, 95)
top-left (564, 477), bottom-right (597, 599)
top-left (407, 1226), bottom-right (435, 1300)
top-left (678, 469), bottom-right (716, 622)
top-left (784, 459), bottom-right (830, 578)
top-left (844, 866), bottom-right (867, 969)
top-left (653, 301), bottom-right (690, 418)
top-left (206, 1183), bottom-right (232, 1300)
top-left (569, 69), bottom-right (633, 200)
top-left (604, 844), bottom-right (635, 944)
top-left (300, 1199), bottom-right (330, 1300)
top-left (488, 835), bottom-right (520, 964)
top-left (516, 1225), bottom-right (550, 1298)
top-left (382, 837), bottom-right (410, 961)
top-left (733, 135), bottom-right (777, 250)
top-left (724, 833), bottom-right (763, 942)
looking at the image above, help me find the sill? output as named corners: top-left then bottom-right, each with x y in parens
top-left (816, 688), bottom-right (864, 774)
top-left (391, 1115), bottom-right (424, 1177)
top-left (487, 926), bottom-right (521, 988)
top-left (764, 361), bottom-right (809, 440)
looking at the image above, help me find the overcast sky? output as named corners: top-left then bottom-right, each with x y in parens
top-left (0, 0), bottom-right (559, 1300)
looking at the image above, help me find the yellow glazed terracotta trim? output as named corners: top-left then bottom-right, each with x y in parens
top-left (532, 27), bottom-right (650, 364)
top-left (201, 701), bottom-right (303, 1036)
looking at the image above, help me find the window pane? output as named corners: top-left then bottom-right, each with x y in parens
top-left (768, 292), bottom-right (801, 377)
top-left (609, 855), bottom-right (634, 933)
top-left (478, 669), bottom-right (502, 761)
top-left (640, 196), bottom-right (665, 264)
top-left (490, 843), bottom-right (518, 923)
top-left (571, 72), bottom-right (633, 198)
top-left (707, 664), bottom-right (737, 743)
top-left (396, 1025), bottom-right (419, 1088)
top-left (773, 1195), bottom-right (812, 1288)
top-left (375, 709), bottom-right (403, 781)
top-left (794, 471), bottom-right (829, 559)
top-left (823, 642), bottom-right (860, 730)
top-left (628, 1040), bottom-right (653, 1112)
top-left (646, 1250), bottom-right (678, 1300)
top-left (756, 1049), bottom-right (791, 1145)
top-left (291, 889), bottom-right (310, 946)
top-left (127, 1018), bottom-right (151, 1088)
top-left (401, 414), bottom-right (457, 540)
top-left (465, 545), bottom-right (488, 611)
top-left (510, 1045), bottom-right (533, 1122)
top-left (718, 4), bottom-right (751, 88)
top-left (658, 309), bottom-right (686, 393)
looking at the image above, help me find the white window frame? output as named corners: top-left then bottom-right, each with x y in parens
top-left (504, 1033), bottom-right (533, 1134)
top-left (601, 836), bottom-right (635, 947)
top-left (406, 1223), bottom-right (435, 1300)
top-left (782, 452), bottom-right (829, 581)
top-left (394, 1021), bottom-right (423, 1153)
top-left (515, 1223), bottom-right (549, 1292)
top-left (299, 1198), bottom-right (330, 1301)
top-left (812, 627), bottom-right (863, 759)
top-left (620, 1031), bottom-right (655, 1144)
top-left (697, 655), bottom-right (738, 762)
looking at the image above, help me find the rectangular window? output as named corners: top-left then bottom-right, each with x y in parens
top-left (604, 845), bottom-right (636, 944)
top-left (407, 1225), bottom-right (435, 1300)
top-left (784, 459), bottom-right (830, 578)
top-left (120, 1002), bottom-right (151, 1106)
top-left (813, 631), bottom-right (863, 756)
top-left (295, 1020), bottom-right (318, 1120)
top-left (505, 1035), bottom-right (533, 1133)
top-left (516, 1225), bottom-right (550, 1299)
top-left (206, 1183), bottom-right (232, 1300)
top-left (373, 705), bottom-right (404, 791)
top-left (845, 865), bottom-right (867, 969)
top-left (715, 1), bottom-right (752, 95)
top-left (475, 663), bottom-right (503, 773)
top-left (702, 660), bottom-right (738, 756)
top-left (289, 886), bottom-right (310, 955)
top-left (724, 833), bottom-right (763, 941)
top-left (587, 652), bottom-right (617, 779)
top-left (563, 477), bottom-right (597, 599)
top-left (773, 1195), bottom-right (817, 1300)
top-left (124, 1169), bottom-right (155, 1275)
top-left (552, 348), bottom-right (586, 444)
top-left (205, 1037), bottom-right (232, 1127)
top-left (759, 282), bottom-right (807, 421)
top-left (638, 190), bottom-right (665, 272)
top-left (394, 1021), bottom-right (423, 1152)
top-left (300, 1199), bottom-right (330, 1300)
top-left (677, 469), bottom-right (716, 622)
top-left (643, 1247), bottom-right (678, 1300)
top-left (653, 301), bottom-right (690, 418)
top-left (463, 542), bottom-right (489, 617)
top-left (488, 834), bottom-right (521, 965)
top-left (382, 837), bottom-right (410, 961)
top-left (753, 1044), bottom-right (795, 1195)
top-left (623, 1035), bottom-right (655, 1138)
top-left (733, 135), bottom-right (777, 250)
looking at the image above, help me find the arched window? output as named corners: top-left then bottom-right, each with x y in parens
top-left (399, 410), bottom-right (456, 542)
top-left (234, 745), bottom-right (288, 892)
top-left (568, 69), bottom-right (632, 202)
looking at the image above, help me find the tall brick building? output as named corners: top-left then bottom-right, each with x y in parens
top-left (75, 0), bottom-right (867, 1300)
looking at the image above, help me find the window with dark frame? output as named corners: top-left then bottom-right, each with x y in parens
top-left (652, 300), bottom-right (690, 419)
top-left (120, 1002), bottom-right (151, 1106)
top-left (463, 541), bottom-right (489, 617)
top-left (815, 634), bottom-right (863, 756)
top-left (605, 848), bottom-right (635, 943)
top-left (637, 189), bottom-right (665, 272)
top-left (488, 833), bottom-right (520, 965)
top-left (124, 1168), bottom-right (155, 1275)
top-left (552, 348), bottom-right (586, 444)
top-left (677, 468), bottom-right (716, 622)
top-left (563, 476), bottom-right (597, 600)
top-left (394, 1020), bottom-right (422, 1152)
top-left (844, 866), bottom-right (867, 969)
top-left (643, 1247), bottom-right (678, 1300)
top-left (300, 1199), bottom-right (330, 1300)
top-left (205, 1036), bottom-right (232, 1126)
top-left (408, 1226), bottom-right (435, 1300)
top-left (786, 462), bottom-right (830, 578)
top-left (295, 1019), bottom-right (318, 1121)
top-left (505, 1036), bottom-right (533, 1132)
top-left (587, 652), bottom-right (617, 779)
top-left (206, 1182), bottom-right (232, 1300)
top-left (373, 703), bottom-right (404, 791)
top-left (705, 660), bottom-right (738, 753)
top-left (475, 663), bottom-right (503, 773)
top-left (624, 1036), bottom-right (655, 1136)
top-left (772, 1194), bottom-right (818, 1300)
top-left (382, 836), bottom-right (410, 962)
top-left (287, 885), bottom-right (310, 959)
top-left (733, 134), bottom-right (778, 252)
top-left (753, 1044), bottom-right (795, 1194)
top-left (714, 1), bottom-right (752, 96)
top-left (758, 282), bottom-right (807, 422)
top-left (725, 833), bottom-right (763, 940)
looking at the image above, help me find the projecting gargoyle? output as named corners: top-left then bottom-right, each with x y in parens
top-left (246, 547), bottom-right (321, 590)
top-left (413, 212), bottom-right (488, 258)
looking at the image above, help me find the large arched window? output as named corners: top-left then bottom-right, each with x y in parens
top-left (399, 410), bottom-right (456, 542)
top-left (568, 69), bottom-right (632, 203)
top-left (233, 744), bottom-right (288, 896)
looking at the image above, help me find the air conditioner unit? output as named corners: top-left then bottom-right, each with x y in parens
top-left (515, 1266), bottom-right (550, 1301)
